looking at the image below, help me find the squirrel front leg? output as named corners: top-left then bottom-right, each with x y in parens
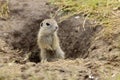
top-left (40, 49), bottom-right (48, 63)
top-left (55, 47), bottom-right (65, 59)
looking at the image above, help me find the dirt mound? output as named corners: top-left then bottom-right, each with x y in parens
top-left (0, 0), bottom-right (101, 62)
top-left (0, 0), bottom-right (51, 62)
top-left (1, 0), bottom-right (119, 63)
top-left (0, 59), bottom-right (120, 80)
top-left (88, 26), bottom-right (120, 61)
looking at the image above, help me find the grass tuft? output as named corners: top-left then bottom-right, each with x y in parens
top-left (0, 0), bottom-right (9, 19)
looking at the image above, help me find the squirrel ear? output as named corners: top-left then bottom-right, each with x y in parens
top-left (40, 22), bottom-right (43, 27)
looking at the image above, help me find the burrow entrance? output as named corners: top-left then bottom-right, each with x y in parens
top-left (0, 0), bottom-right (102, 63)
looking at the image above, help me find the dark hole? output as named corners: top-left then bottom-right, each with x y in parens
top-left (29, 51), bottom-right (40, 63)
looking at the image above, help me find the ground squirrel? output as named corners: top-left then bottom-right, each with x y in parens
top-left (37, 19), bottom-right (65, 63)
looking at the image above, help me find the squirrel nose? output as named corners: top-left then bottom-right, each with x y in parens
top-left (55, 26), bottom-right (58, 29)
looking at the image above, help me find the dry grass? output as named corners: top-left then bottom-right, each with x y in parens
top-left (50, 0), bottom-right (119, 23)
top-left (0, 0), bottom-right (9, 19)
top-left (50, 0), bottom-right (120, 36)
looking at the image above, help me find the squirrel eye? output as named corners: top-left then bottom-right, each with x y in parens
top-left (40, 22), bottom-right (43, 27)
top-left (46, 23), bottom-right (50, 26)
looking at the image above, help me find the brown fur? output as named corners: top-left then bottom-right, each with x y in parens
top-left (37, 19), bottom-right (65, 63)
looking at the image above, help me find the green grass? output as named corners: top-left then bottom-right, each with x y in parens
top-left (115, 74), bottom-right (120, 80)
top-left (106, 73), bottom-right (120, 80)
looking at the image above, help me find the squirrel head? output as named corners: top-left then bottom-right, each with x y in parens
top-left (40, 19), bottom-right (58, 35)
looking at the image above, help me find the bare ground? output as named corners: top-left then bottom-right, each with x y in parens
top-left (0, 0), bottom-right (120, 80)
